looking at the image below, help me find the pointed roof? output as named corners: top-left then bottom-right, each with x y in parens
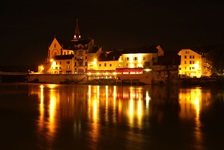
top-left (73, 18), bottom-right (81, 41)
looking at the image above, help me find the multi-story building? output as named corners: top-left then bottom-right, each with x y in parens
top-left (178, 49), bottom-right (212, 78)
top-left (33, 19), bottom-right (180, 84)
top-left (37, 19), bottom-right (102, 74)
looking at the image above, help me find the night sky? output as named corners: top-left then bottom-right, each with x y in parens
top-left (1, 0), bottom-right (224, 65)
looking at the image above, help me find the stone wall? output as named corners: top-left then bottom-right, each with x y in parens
top-left (28, 74), bottom-right (86, 83)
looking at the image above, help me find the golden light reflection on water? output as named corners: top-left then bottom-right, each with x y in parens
top-left (179, 87), bottom-right (211, 148)
top-left (31, 84), bottom-right (59, 147)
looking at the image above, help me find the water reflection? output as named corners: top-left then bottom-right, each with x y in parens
top-left (30, 84), bottom-right (59, 148)
top-left (27, 84), bottom-right (218, 149)
top-left (179, 87), bottom-right (211, 149)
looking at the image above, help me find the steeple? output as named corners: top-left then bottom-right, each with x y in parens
top-left (73, 18), bottom-right (81, 41)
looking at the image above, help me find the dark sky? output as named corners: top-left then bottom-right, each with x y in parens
top-left (1, 0), bottom-right (224, 65)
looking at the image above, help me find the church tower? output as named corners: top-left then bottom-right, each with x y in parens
top-left (73, 18), bottom-right (81, 41)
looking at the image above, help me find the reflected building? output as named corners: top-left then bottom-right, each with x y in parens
top-left (178, 87), bottom-right (212, 149)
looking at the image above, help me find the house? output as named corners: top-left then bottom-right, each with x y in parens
top-left (178, 49), bottom-right (212, 78)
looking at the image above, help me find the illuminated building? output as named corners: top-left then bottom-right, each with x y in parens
top-left (178, 49), bottom-right (212, 78)
top-left (37, 19), bottom-right (102, 74)
top-left (118, 45), bottom-right (164, 69)
top-left (86, 45), bottom-right (167, 84)
top-left (87, 50), bottom-right (121, 80)
top-left (32, 18), bottom-right (180, 84)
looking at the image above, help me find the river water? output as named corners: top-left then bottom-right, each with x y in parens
top-left (0, 83), bottom-right (224, 150)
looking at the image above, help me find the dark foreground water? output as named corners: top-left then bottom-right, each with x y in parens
top-left (0, 83), bottom-right (224, 150)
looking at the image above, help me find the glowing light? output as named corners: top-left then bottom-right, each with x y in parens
top-left (40, 66), bottom-right (44, 71)
top-left (195, 61), bottom-right (199, 70)
top-left (145, 91), bottom-right (151, 110)
top-left (144, 68), bottom-right (152, 72)
top-left (52, 61), bottom-right (56, 68)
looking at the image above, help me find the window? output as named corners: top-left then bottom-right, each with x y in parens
top-left (54, 43), bottom-right (56, 48)
top-left (75, 62), bottom-right (76, 66)
top-left (85, 62), bottom-right (87, 66)
top-left (185, 61), bottom-right (186, 64)
top-left (99, 64), bottom-right (101, 67)
top-left (110, 64), bottom-right (112, 67)
top-left (134, 57), bottom-right (137, 61)
top-left (104, 63), bottom-right (106, 67)
top-left (127, 57), bottom-right (129, 61)
top-left (143, 57), bottom-right (145, 60)
top-left (184, 55), bottom-right (187, 59)
top-left (67, 66), bottom-right (70, 69)
top-left (67, 61), bottom-right (70, 64)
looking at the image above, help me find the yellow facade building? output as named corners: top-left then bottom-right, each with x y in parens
top-left (178, 49), bottom-right (212, 78)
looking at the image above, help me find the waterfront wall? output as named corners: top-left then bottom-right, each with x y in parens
top-left (28, 74), bottom-right (86, 83)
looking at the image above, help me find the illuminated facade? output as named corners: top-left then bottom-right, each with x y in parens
top-left (178, 49), bottom-right (212, 78)
top-left (37, 19), bottom-right (102, 74)
top-left (118, 45), bottom-right (164, 69)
